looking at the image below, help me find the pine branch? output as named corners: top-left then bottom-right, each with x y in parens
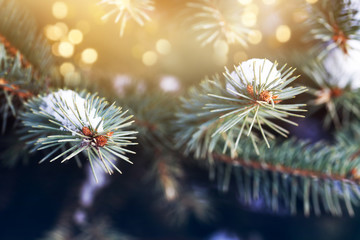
top-left (304, 0), bottom-right (360, 58)
top-left (74, 220), bottom-right (135, 240)
top-left (0, 0), bottom-right (58, 133)
top-left (99, 0), bottom-right (155, 37)
top-left (124, 91), bottom-right (178, 151)
top-left (185, 0), bottom-right (252, 47)
top-left (211, 123), bottom-right (360, 216)
top-left (156, 186), bottom-right (214, 226)
top-left (0, 40), bottom-right (48, 133)
top-left (38, 219), bottom-right (134, 240)
top-left (21, 89), bottom-right (137, 181)
top-left (176, 58), bottom-right (307, 158)
top-left (0, 0), bottom-right (55, 73)
top-left (0, 134), bottom-right (29, 167)
top-left (301, 58), bottom-right (360, 128)
top-left (123, 91), bottom-right (186, 201)
top-left (150, 152), bottom-right (183, 201)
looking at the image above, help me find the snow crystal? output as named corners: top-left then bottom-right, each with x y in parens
top-left (323, 40), bottom-right (360, 89)
top-left (41, 89), bottom-right (104, 134)
top-left (226, 59), bottom-right (281, 95)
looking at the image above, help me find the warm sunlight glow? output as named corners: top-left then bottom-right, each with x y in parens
top-left (248, 30), bottom-right (262, 45)
top-left (58, 41), bottom-right (74, 58)
top-left (262, 0), bottom-right (277, 5)
top-left (52, 2), bottom-right (68, 19)
top-left (45, 25), bottom-right (63, 41)
top-left (276, 25), bottom-right (291, 43)
top-left (156, 39), bottom-right (172, 55)
top-left (238, 0), bottom-right (252, 5)
top-left (68, 29), bottom-right (83, 45)
top-left (60, 62), bottom-right (75, 76)
top-left (142, 51), bottom-right (158, 66)
top-left (81, 48), bottom-right (98, 64)
top-left (241, 12), bottom-right (257, 27)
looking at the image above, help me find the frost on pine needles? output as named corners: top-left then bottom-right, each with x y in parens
top-left (226, 58), bottom-right (283, 105)
top-left (323, 40), bottom-right (360, 90)
top-left (21, 89), bottom-right (137, 182)
top-left (41, 90), bottom-right (104, 134)
top-left (301, 44), bottom-right (360, 128)
top-left (220, 59), bottom-right (308, 148)
top-left (177, 58), bottom-right (307, 158)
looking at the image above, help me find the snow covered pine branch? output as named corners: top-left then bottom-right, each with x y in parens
top-left (177, 58), bottom-right (307, 158)
top-left (21, 89), bottom-right (137, 181)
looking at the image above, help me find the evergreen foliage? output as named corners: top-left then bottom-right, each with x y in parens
top-left (99, 0), bottom-right (155, 37)
top-left (0, 0), bottom-right (57, 133)
top-left (212, 123), bottom-right (360, 216)
top-left (176, 59), bottom-right (307, 158)
top-left (304, 0), bottom-right (360, 58)
top-left (301, 59), bottom-right (360, 128)
top-left (3, 0), bottom-right (360, 235)
top-left (21, 90), bottom-right (137, 181)
top-left (185, 0), bottom-right (252, 47)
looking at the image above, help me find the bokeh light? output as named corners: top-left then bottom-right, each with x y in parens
top-left (58, 41), bottom-right (74, 58)
top-left (52, 42), bottom-right (60, 56)
top-left (142, 51), bottom-right (158, 66)
top-left (262, 0), bottom-right (278, 5)
top-left (247, 30), bottom-right (262, 45)
top-left (59, 62), bottom-right (75, 76)
top-left (160, 75), bottom-right (181, 92)
top-left (113, 75), bottom-right (132, 96)
top-left (156, 39), bottom-right (172, 55)
top-left (68, 29), bottom-right (83, 45)
top-left (293, 9), bottom-right (308, 23)
top-left (245, 3), bottom-right (259, 15)
top-left (81, 48), bottom-right (98, 64)
top-left (44, 25), bottom-right (63, 41)
top-left (55, 22), bottom-right (69, 36)
top-left (306, 0), bottom-right (318, 4)
top-left (165, 185), bottom-right (177, 201)
top-left (275, 25), bottom-right (291, 43)
top-left (52, 1), bottom-right (68, 19)
top-left (238, 0), bottom-right (252, 5)
top-left (241, 12), bottom-right (257, 27)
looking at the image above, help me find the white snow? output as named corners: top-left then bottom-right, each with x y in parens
top-left (41, 89), bottom-right (104, 134)
top-left (323, 40), bottom-right (360, 89)
top-left (226, 59), bottom-right (281, 95)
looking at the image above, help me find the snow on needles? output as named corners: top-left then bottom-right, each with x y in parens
top-left (41, 90), bottom-right (104, 134)
top-left (227, 58), bottom-right (281, 94)
top-left (323, 40), bottom-right (360, 89)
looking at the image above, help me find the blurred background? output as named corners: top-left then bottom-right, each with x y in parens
top-left (1, 0), bottom-right (360, 239)
top-left (21, 0), bottom-right (306, 89)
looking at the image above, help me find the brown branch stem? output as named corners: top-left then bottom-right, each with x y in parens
top-left (213, 153), bottom-right (360, 184)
